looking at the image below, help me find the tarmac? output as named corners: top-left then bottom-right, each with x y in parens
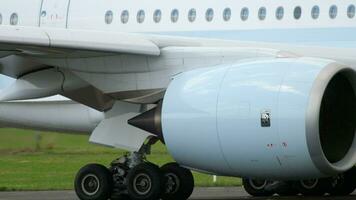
top-left (0, 187), bottom-right (355, 200)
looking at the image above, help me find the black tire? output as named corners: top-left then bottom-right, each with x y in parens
top-left (329, 166), bottom-right (356, 196)
top-left (242, 178), bottom-right (274, 197)
top-left (161, 162), bottom-right (194, 200)
top-left (275, 181), bottom-right (299, 196)
top-left (295, 178), bottom-right (330, 196)
top-left (127, 163), bottom-right (163, 200)
top-left (74, 163), bottom-right (113, 200)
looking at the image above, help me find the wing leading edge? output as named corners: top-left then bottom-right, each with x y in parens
top-left (0, 26), bottom-right (161, 56)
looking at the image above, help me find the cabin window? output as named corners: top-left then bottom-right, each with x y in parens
top-left (105, 10), bottom-right (113, 24)
top-left (223, 8), bottom-right (231, 21)
top-left (153, 9), bottom-right (162, 23)
top-left (10, 13), bottom-right (18, 25)
top-left (41, 11), bottom-right (47, 18)
top-left (240, 7), bottom-right (249, 21)
top-left (258, 7), bottom-right (267, 20)
top-left (137, 10), bottom-right (145, 23)
top-left (294, 6), bottom-right (302, 20)
top-left (276, 7), bottom-right (284, 20)
top-left (205, 8), bottom-right (214, 22)
top-left (121, 10), bottom-right (129, 24)
top-left (311, 6), bottom-right (320, 19)
top-left (347, 5), bottom-right (355, 18)
top-left (188, 9), bottom-right (196, 22)
top-left (329, 5), bottom-right (338, 19)
top-left (171, 9), bottom-right (179, 23)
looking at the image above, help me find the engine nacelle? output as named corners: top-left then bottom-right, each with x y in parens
top-left (162, 57), bottom-right (356, 180)
top-left (0, 74), bottom-right (104, 134)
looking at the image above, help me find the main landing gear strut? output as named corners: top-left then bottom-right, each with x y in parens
top-left (74, 139), bottom-right (194, 200)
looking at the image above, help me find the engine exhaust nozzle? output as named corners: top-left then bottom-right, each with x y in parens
top-left (128, 103), bottom-right (163, 142)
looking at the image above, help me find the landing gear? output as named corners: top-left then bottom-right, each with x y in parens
top-left (243, 173), bottom-right (356, 197)
top-left (242, 178), bottom-right (274, 197)
top-left (294, 178), bottom-right (329, 196)
top-left (329, 166), bottom-right (356, 196)
top-left (127, 163), bottom-right (163, 200)
top-left (161, 163), bottom-right (194, 200)
top-left (74, 164), bottom-right (113, 200)
top-left (74, 141), bottom-right (195, 200)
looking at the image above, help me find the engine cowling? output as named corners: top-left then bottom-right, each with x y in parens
top-left (161, 57), bottom-right (356, 180)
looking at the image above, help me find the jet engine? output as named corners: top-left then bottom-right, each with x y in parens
top-left (130, 57), bottom-right (356, 180)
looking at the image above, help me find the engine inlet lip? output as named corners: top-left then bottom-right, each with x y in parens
top-left (306, 63), bottom-right (356, 176)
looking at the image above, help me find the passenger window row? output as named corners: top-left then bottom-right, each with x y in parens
top-left (104, 5), bottom-right (356, 25)
top-left (0, 13), bottom-right (18, 25)
top-left (0, 5), bottom-right (353, 26)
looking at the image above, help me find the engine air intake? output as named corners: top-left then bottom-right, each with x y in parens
top-left (319, 72), bottom-right (356, 164)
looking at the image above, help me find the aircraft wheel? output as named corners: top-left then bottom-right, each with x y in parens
top-left (74, 163), bottom-right (113, 200)
top-left (295, 178), bottom-right (329, 196)
top-left (161, 162), bottom-right (194, 200)
top-left (329, 166), bottom-right (356, 196)
top-left (242, 178), bottom-right (274, 197)
top-left (127, 163), bottom-right (163, 200)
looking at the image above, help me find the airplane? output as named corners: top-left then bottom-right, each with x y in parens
top-left (0, 0), bottom-right (355, 199)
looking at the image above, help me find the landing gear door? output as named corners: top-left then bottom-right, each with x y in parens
top-left (40, 0), bottom-right (70, 28)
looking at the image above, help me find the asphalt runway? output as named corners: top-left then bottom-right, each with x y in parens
top-left (0, 187), bottom-right (355, 200)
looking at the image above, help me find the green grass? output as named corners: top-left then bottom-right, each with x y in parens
top-left (0, 128), bottom-right (241, 191)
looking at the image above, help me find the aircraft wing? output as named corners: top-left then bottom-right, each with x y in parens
top-left (0, 26), bottom-right (160, 58)
top-left (0, 26), bottom-right (355, 79)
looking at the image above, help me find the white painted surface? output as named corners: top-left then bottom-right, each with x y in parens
top-left (40, 0), bottom-right (70, 28)
top-left (0, 69), bottom-right (63, 101)
top-left (89, 101), bottom-right (153, 151)
top-left (0, 101), bottom-right (103, 133)
top-left (162, 57), bottom-right (354, 179)
top-left (0, 26), bottom-right (160, 55)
